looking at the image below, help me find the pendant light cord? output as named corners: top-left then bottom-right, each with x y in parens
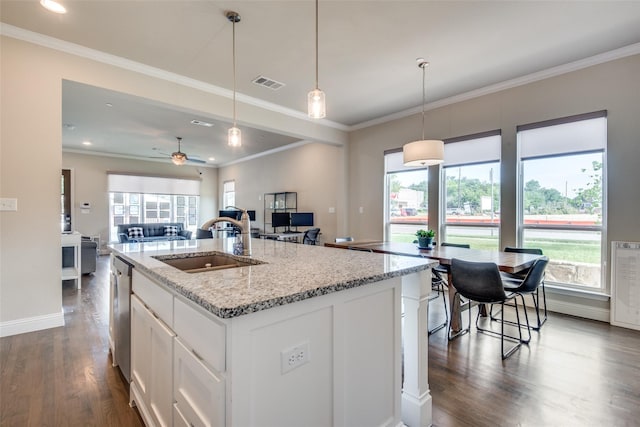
top-left (232, 17), bottom-right (237, 127)
top-left (315, 0), bottom-right (319, 90)
top-left (421, 63), bottom-right (426, 141)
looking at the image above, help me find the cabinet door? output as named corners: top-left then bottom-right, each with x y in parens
top-left (131, 295), bottom-right (151, 397)
top-left (174, 337), bottom-right (225, 427)
top-left (131, 295), bottom-right (175, 427)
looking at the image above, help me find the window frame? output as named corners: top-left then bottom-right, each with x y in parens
top-left (516, 111), bottom-right (607, 292)
top-left (440, 130), bottom-right (502, 249)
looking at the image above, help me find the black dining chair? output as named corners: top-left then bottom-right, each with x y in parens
top-left (502, 247), bottom-right (547, 329)
top-left (448, 258), bottom-right (531, 359)
top-left (493, 256), bottom-right (549, 332)
top-left (428, 242), bottom-right (471, 335)
top-left (303, 228), bottom-right (321, 245)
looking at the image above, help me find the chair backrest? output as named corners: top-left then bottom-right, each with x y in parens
top-left (514, 256), bottom-right (549, 293)
top-left (450, 258), bottom-right (506, 303)
top-left (441, 242), bottom-right (471, 249)
top-left (303, 228), bottom-right (321, 245)
top-left (335, 237), bottom-right (354, 243)
top-left (504, 246), bottom-right (543, 255)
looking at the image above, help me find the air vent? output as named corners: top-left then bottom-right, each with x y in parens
top-left (190, 119), bottom-right (214, 127)
top-left (252, 75), bottom-right (285, 91)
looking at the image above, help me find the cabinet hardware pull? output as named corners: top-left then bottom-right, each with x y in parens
top-left (191, 348), bottom-right (203, 361)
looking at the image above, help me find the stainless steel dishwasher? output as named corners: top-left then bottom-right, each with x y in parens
top-left (113, 256), bottom-right (133, 382)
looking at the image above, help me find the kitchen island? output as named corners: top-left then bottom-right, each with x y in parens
top-left (110, 238), bottom-right (436, 427)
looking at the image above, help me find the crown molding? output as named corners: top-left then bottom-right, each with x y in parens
top-left (0, 23), bottom-right (349, 132)
top-left (349, 42), bottom-right (640, 131)
top-left (219, 140), bottom-right (314, 167)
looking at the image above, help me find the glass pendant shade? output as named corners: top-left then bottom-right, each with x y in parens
top-left (307, 88), bottom-right (326, 119)
top-left (403, 139), bottom-right (445, 166)
top-left (171, 152), bottom-right (187, 166)
top-left (228, 126), bottom-right (241, 147)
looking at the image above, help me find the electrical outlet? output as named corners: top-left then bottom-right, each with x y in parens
top-left (281, 341), bottom-right (310, 374)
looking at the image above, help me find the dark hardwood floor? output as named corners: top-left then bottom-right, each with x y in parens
top-left (0, 256), bottom-right (143, 427)
top-left (2, 256), bottom-right (639, 426)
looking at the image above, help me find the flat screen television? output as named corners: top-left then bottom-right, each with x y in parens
top-left (219, 210), bottom-right (256, 221)
top-left (290, 212), bottom-right (314, 227)
top-left (219, 209), bottom-right (238, 219)
top-left (271, 212), bottom-right (290, 228)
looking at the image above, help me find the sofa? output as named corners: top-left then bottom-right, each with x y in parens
top-left (117, 223), bottom-right (192, 243)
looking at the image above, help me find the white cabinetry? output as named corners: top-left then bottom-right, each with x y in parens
top-left (173, 337), bottom-right (225, 427)
top-left (130, 280), bottom-right (175, 427)
top-left (61, 231), bottom-right (81, 289)
top-left (127, 268), bottom-right (410, 427)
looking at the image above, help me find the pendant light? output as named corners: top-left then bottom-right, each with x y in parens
top-left (403, 58), bottom-right (444, 166)
top-left (307, 0), bottom-right (326, 119)
top-left (227, 11), bottom-right (242, 147)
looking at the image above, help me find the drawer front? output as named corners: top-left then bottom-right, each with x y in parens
top-left (174, 338), bottom-right (225, 427)
top-left (174, 297), bottom-right (226, 373)
top-left (133, 269), bottom-right (173, 326)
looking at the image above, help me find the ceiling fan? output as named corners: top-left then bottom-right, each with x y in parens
top-left (154, 137), bottom-right (206, 165)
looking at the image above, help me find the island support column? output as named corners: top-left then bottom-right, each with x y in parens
top-left (401, 269), bottom-right (432, 426)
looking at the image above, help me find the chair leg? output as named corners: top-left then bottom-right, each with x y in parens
top-left (428, 282), bottom-right (449, 336)
top-left (531, 282), bottom-right (548, 330)
top-left (501, 301), bottom-right (521, 360)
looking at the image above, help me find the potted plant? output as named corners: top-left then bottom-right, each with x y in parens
top-left (415, 229), bottom-right (436, 248)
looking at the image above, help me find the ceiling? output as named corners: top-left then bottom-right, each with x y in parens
top-left (2, 1), bottom-right (640, 166)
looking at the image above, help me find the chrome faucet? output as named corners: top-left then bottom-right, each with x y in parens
top-left (200, 207), bottom-right (252, 256)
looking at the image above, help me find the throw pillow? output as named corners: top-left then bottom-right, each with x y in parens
top-left (164, 225), bottom-right (178, 237)
top-left (128, 227), bottom-right (144, 239)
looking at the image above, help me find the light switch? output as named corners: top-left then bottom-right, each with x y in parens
top-left (328, 207), bottom-right (335, 213)
top-left (359, 206), bottom-right (364, 214)
top-left (0, 198), bottom-right (18, 211)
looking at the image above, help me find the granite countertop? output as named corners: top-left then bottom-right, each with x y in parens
top-left (110, 238), bottom-right (436, 319)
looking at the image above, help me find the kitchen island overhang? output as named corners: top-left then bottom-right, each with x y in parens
top-left (110, 238), bottom-right (435, 427)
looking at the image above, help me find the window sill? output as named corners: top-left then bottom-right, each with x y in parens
top-left (546, 282), bottom-right (610, 301)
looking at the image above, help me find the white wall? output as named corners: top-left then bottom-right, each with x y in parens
top-left (218, 142), bottom-right (347, 244)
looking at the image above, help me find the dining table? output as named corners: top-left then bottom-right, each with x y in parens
top-left (325, 240), bottom-right (544, 332)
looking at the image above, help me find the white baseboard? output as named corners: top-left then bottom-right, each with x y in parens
top-left (546, 298), bottom-right (610, 323)
top-left (0, 309), bottom-right (65, 337)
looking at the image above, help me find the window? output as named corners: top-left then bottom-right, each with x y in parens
top-left (517, 111), bottom-right (606, 290)
top-left (223, 180), bottom-right (235, 209)
top-left (384, 150), bottom-right (428, 242)
top-left (107, 174), bottom-right (201, 242)
top-left (442, 131), bottom-right (501, 249)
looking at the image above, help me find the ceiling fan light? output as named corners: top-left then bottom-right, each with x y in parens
top-left (307, 88), bottom-right (326, 119)
top-left (228, 127), bottom-right (241, 147)
top-left (171, 152), bottom-right (187, 165)
top-left (403, 139), bottom-right (444, 166)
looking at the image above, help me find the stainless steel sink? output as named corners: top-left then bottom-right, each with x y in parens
top-left (153, 253), bottom-right (262, 273)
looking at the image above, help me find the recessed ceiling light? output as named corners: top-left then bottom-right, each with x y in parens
top-left (40, 0), bottom-right (66, 14)
top-left (105, 103), bottom-right (113, 107)
top-left (191, 119), bottom-right (214, 127)
top-left (82, 141), bottom-right (92, 146)
top-left (208, 157), bottom-right (216, 161)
